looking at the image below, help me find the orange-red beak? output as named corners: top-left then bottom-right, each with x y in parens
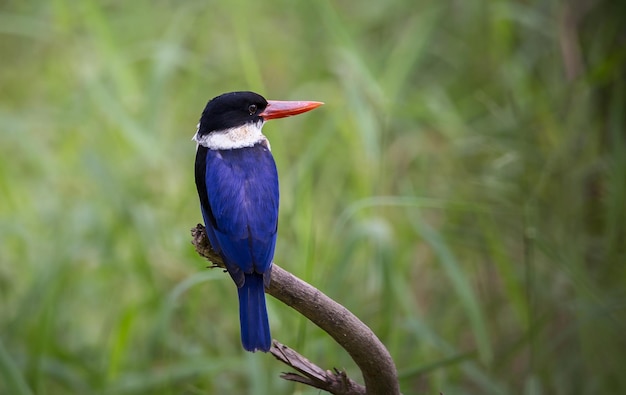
top-left (259, 100), bottom-right (324, 120)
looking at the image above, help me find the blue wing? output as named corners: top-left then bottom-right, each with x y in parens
top-left (201, 144), bottom-right (279, 285)
top-left (195, 143), bottom-right (278, 352)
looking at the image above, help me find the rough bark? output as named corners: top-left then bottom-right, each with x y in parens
top-left (191, 224), bottom-right (400, 395)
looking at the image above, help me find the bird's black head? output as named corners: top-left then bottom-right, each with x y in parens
top-left (197, 91), bottom-right (268, 136)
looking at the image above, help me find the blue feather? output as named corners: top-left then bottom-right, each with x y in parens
top-left (238, 273), bottom-right (271, 352)
top-left (199, 144), bottom-right (278, 351)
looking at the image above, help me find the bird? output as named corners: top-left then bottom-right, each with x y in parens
top-left (193, 91), bottom-right (323, 352)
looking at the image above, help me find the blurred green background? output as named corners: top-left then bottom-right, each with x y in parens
top-left (1, 0), bottom-right (624, 394)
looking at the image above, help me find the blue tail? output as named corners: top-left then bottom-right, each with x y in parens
top-left (237, 273), bottom-right (271, 352)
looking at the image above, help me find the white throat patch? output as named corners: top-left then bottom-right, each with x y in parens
top-left (192, 121), bottom-right (270, 150)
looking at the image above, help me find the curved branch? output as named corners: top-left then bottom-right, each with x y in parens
top-left (191, 224), bottom-right (400, 395)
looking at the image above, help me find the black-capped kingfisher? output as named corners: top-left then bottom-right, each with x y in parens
top-left (193, 91), bottom-right (323, 352)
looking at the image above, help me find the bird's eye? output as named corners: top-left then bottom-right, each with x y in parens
top-left (248, 104), bottom-right (257, 115)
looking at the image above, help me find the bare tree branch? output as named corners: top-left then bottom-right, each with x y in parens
top-left (191, 224), bottom-right (400, 395)
top-left (271, 340), bottom-right (365, 394)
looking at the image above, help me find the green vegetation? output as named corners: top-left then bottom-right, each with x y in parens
top-left (1, 0), bottom-right (624, 393)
